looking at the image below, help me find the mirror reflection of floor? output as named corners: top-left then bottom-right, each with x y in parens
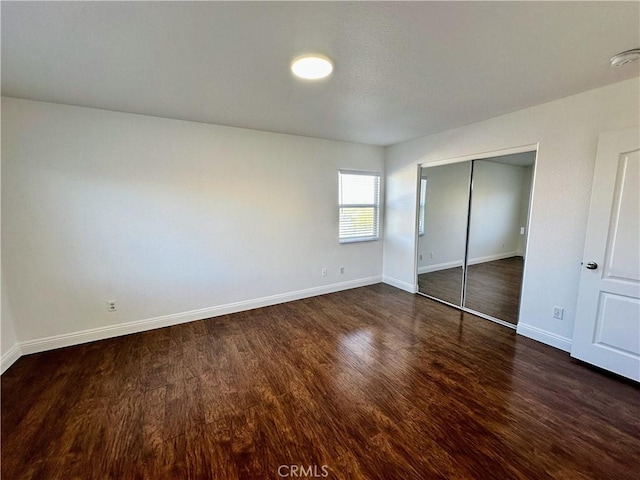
top-left (418, 256), bottom-right (524, 324)
top-left (417, 266), bottom-right (464, 306)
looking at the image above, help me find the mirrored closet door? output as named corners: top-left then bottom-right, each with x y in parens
top-left (416, 151), bottom-right (535, 326)
top-left (416, 161), bottom-right (471, 306)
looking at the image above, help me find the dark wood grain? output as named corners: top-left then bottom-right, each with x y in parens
top-left (418, 266), bottom-right (464, 306)
top-left (419, 256), bottom-right (524, 324)
top-left (2, 284), bottom-right (639, 479)
top-left (465, 256), bottom-right (524, 324)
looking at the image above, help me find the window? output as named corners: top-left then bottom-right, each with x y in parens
top-left (338, 170), bottom-right (381, 243)
top-left (418, 177), bottom-right (427, 236)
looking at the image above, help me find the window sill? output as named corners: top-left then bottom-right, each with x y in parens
top-left (339, 237), bottom-right (379, 244)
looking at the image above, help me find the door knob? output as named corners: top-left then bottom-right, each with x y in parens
top-left (585, 262), bottom-right (598, 270)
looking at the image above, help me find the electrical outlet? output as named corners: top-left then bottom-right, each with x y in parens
top-left (339, 266), bottom-right (345, 274)
top-left (107, 301), bottom-right (116, 312)
top-left (553, 307), bottom-right (564, 320)
top-left (321, 267), bottom-right (327, 277)
top-left (520, 227), bottom-right (525, 235)
top-left (419, 254), bottom-right (423, 261)
top-left (429, 252), bottom-right (434, 259)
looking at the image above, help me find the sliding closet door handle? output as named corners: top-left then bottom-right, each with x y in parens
top-left (585, 262), bottom-right (598, 270)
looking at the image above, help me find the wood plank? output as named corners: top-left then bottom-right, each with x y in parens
top-left (2, 284), bottom-right (638, 479)
top-left (419, 256), bottom-right (524, 323)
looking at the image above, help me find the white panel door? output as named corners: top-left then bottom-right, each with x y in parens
top-left (571, 128), bottom-right (640, 381)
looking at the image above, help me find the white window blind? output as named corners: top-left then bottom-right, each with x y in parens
top-left (418, 177), bottom-right (427, 236)
top-left (339, 170), bottom-right (381, 243)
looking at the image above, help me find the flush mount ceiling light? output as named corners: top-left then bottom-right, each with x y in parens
top-left (610, 48), bottom-right (640, 67)
top-left (291, 54), bottom-right (333, 80)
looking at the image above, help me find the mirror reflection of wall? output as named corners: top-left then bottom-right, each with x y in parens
top-left (465, 154), bottom-right (534, 324)
top-left (416, 151), bottom-right (535, 326)
top-left (416, 161), bottom-right (471, 306)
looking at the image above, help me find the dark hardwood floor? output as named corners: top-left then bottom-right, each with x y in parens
top-left (418, 266), bottom-right (464, 306)
top-left (2, 284), bottom-right (639, 479)
top-left (418, 256), bottom-right (524, 324)
top-left (465, 256), bottom-right (524, 324)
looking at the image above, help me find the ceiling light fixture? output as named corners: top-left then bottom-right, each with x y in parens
top-left (610, 48), bottom-right (640, 67)
top-left (291, 54), bottom-right (333, 80)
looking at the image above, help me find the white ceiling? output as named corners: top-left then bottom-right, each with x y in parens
top-left (2, 1), bottom-right (638, 146)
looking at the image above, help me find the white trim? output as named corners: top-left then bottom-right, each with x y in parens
top-left (382, 275), bottom-right (417, 293)
top-left (18, 276), bottom-right (382, 356)
top-left (467, 251), bottom-right (521, 266)
top-left (339, 169), bottom-right (382, 177)
top-left (418, 143), bottom-right (539, 169)
top-left (517, 322), bottom-right (572, 352)
top-left (418, 260), bottom-right (463, 274)
top-left (1, 343), bottom-right (22, 374)
top-left (463, 307), bottom-right (517, 330)
top-left (411, 163), bottom-right (422, 289)
top-left (417, 252), bottom-right (521, 274)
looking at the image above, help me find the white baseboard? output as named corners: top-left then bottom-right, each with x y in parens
top-left (9, 276), bottom-right (573, 375)
top-left (468, 251), bottom-right (521, 266)
top-left (417, 252), bottom-right (521, 274)
top-left (1, 343), bottom-right (22, 374)
top-left (382, 275), bottom-right (417, 293)
top-left (18, 276), bottom-right (382, 357)
top-left (418, 260), bottom-right (463, 274)
top-left (516, 322), bottom-right (572, 352)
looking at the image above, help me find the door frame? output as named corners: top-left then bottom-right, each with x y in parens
top-left (571, 128), bottom-right (640, 380)
top-left (414, 143), bottom-right (539, 329)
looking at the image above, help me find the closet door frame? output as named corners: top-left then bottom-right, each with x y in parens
top-left (414, 143), bottom-right (539, 330)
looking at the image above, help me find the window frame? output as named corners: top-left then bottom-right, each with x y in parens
top-left (338, 169), bottom-right (381, 244)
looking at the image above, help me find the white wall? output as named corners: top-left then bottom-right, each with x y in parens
top-left (1, 98), bottom-right (384, 361)
top-left (383, 78), bottom-right (640, 351)
top-left (1, 272), bottom-right (19, 372)
top-left (417, 158), bottom-right (532, 274)
top-left (417, 162), bottom-right (471, 272)
top-left (1, 149), bottom-right (21, 372)
top-left (467, 160), bottom-right (526, 261)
